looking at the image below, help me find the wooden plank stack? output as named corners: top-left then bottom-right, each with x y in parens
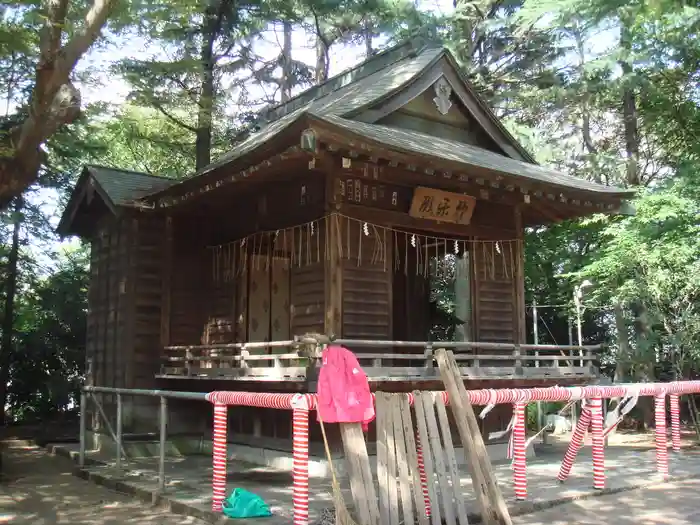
top-left (375, 392), bottom-right (429, 525)
top-left (340, 348), bottom-right (512, 525)
top-left (412, 391), bottom-right (470, 525)
top-left (435, 348), bottom-right (513, 525)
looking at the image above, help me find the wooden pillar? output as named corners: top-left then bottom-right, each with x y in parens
top-left (124, 217), bottom-right (139, 391)
top-left (514, 205), bottom-right (526, 344)
top-left (160, 216), bottom-right (173, 348)
top-left (324, 174), bottom-right (343, 337)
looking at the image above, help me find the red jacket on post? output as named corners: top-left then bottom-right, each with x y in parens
top-left (316, 345), bottom-right (375, 430)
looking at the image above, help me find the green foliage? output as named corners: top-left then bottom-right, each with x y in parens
top-left (7, 247), bottom-right (89, 422)
top-left (88, 105), bottom-right (197, 177)
top-left (580, 167), bottom-right (700, 379)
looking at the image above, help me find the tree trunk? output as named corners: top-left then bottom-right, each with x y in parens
top-left (364, 24), bottom-right (374, 58)
top-left (196, 1), bottom-right (227, 171)
top-left (0, 0), bottom-right (117, 209)
top-left (612, 300), bottom-right (630, 384)
top-left (0, 198), bottom-right (22, 426)
top-left (281, 20), bottom-right (293, 102)
top-left (315, 36), bottom-right (329, 84)
top-left (633, 302), bottom-right (655, 428)
top-left (689, 395), bottom-right (700, 443)
top-left (620, 16), bottom-right (640, 186)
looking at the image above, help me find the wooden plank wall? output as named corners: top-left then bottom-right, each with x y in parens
top-left (291, 262), bottom-right (325, 335)
top-left (86, 213), bottom-right (174, 432)
top-left (86, 217), bottom-right (132, 429)
top-left (170, 218), bottom-right (206, 345)
top-left (340, 218), bottom-right (393, 342)
top-left (202, 245), bottom-right (237, 345)
top-left (471, 200), bottom-right (519, 353)
top-left (472, 240), bottom-right (516, 363)
top-left (130, 215), bottom-right (168, 387)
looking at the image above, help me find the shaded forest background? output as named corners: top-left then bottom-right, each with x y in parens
top-left (0, 0), bottom-right (699, 425)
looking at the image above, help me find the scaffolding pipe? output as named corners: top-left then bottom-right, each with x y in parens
top-left (90, 392), bottom-right (128, 461)
top-left (83, 385), bottom-right (207, 400)
top-left (158, 396), bottom-right (168, 495)
top-left (78, 386), bottom-right (208, 494)
top-left (116, 394), bottom-right (123, 470)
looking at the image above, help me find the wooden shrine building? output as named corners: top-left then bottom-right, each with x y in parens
top-left (59, 39), bottom-right (633, 443)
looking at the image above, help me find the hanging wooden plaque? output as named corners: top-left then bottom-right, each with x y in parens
top-left (409, 187), bottom-right (476, 225)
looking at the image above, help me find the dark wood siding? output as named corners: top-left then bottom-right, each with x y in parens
top-left (86, 213), bottom-right (168, 432)
top-left (377, 91), bottom-right (504, 154)
top-left (86, 217), bottom-right (132, 393)
top-left (340, 219), bottom-right (392, 342)
top-left (473, 238), bottom-right (518, 368)
top-left (130, 215), bottom-right (167, 387)
top-left (291, 263), bottom-right (324, 335)
top-left (170, 219), bottom-right (205, 345)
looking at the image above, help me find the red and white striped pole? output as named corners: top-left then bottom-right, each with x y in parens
top-left (589, 397), bottom-right (605, 490)
top-left (655, 394), bottom-right (669, 480)
top-left (415, 432), bottom-right (432, 517)
top-left (211, 403), bottom-right (228, 512)
top-left (670, 394), bottom-right (681, 452)
top-left (557, 401), bottom-right (592, 483)
top-left (512, 401), bottom-right (527, 500)
top-left (292, 395), bottom-right (311, 525)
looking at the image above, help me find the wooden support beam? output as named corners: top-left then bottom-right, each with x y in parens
top-left (514, 205), bottom-right (526, 344)
top-left (325, 173), bottom-right (344, 338)
top-left (160, 216), bottom-right (173, 348)
top-left (435, 348), bottom-right (513, 525)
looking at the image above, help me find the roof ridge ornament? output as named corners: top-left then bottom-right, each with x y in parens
top-left (433, 76), bottom-right (453, 115)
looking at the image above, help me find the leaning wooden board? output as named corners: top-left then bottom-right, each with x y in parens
top-left (435, 348), bottom-right (513, 525)
top-left (435, 395), bottom-right (470, 525)
top-left (375, 393), bottom-right (391, 525)
top-left (413, 391), bottom-right (442, 525)
top-left (398, 394), bottom-right (428, 525)
top-left (340, 422), bottom-right (380, 525)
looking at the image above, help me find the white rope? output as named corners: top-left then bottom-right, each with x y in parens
top-left (602, 393), bottom-right (639, 437)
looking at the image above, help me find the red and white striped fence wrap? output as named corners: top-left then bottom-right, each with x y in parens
top-left (512, 401), bottom-right (527, 500)
top-left (670, 394), bottom-right (681, 452)
top-left (415, 432), bottom-right (432, 518)
top-left (204, 381), bottom-right (700, 522)
top-left (211, 404), bottom-right (228, 512)
top-left (206, 391), bottom-right (301, 409)
top-left (589, 398), bottom-right (605, 489)
top-left (655, 395), bottom-right (669, 480)
top-left (557, 402), bottom-right (592, 482)
top-left (292, 395), bottom-right (313, 525)
top-left (205, 392), bottom-right (315, 525)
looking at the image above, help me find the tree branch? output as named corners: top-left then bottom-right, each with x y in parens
top-left (16, 0), bottom-right (117, 156)
top-left (51, 0), bottom-right (117, 91)
top-left (152, 101), bottom-right (197, 133)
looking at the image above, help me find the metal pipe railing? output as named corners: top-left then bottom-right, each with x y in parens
top-left (79, 386), bottom-right (208, 496)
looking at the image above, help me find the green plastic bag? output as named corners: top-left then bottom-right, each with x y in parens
top-left (222, 488), bottom-right (272, 519)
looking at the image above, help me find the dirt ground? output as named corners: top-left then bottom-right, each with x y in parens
top-left (0, 442), bottom-right (209, 525)
top-left (2, 425), bottom-right (699, 525)
top-left (514, 477), bottom-right (700, 525)
top-left (4, 440), bottom-right (700, 525)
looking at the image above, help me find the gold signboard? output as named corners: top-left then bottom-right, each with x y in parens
top-left (409, 186), bottom-right (476, 225)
